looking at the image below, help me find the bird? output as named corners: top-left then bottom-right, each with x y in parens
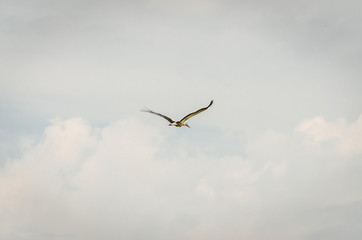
top-left (142, 100), bottom-right (213, 128)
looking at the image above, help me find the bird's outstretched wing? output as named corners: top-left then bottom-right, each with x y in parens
top-left (141, 108), bottom-right (174, 123)
top-left (179, 100), bottom-right (213, 123)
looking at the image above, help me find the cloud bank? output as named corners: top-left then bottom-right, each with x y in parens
top-left (296, 115), bottom-right (362, 155)
top-left (1, 116), bottom-right (361, 240)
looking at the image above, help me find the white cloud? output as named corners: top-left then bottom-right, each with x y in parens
top-left (227, 162), bottom-right (264, 185)
top-left (296, 114), bottom-right (362, 155)
top-left (1, 117), bottom-right (362, 239)
top-left (0, 118), bottom-right (265, 239)
top-left (196, 178), bottom-right (216, 200)
top-left (0, 117), bottom-right (164, 239)
top-left (271, 161), bottom-right (287, 177)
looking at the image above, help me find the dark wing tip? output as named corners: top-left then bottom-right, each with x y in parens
top-left (208, 100), bottom-right (214, 108)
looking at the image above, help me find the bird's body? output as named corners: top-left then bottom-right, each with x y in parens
top-left (142, 100), bottom-right (213, 128)
top-left (169, 121), bottom-right (188, 127)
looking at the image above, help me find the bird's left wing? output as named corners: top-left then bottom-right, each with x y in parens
top-left (141, 108), bottom-right (174, 123)
top-left (179, 100), bottom-right (213, 123)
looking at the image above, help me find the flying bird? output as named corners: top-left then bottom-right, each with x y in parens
top-left (142, 100), bottom-right (213, 128)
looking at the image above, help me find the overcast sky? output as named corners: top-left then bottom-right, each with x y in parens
top-left (1, 0), bottom-right (362, 239)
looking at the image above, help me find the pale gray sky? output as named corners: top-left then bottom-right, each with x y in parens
top-left (1, 1), bottom-right (362, 239)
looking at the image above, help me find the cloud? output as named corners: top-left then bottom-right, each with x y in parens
top-left (196, 178), bottom-right (216, 200)
top-left (0, 117), bottom-right (271, 240)
top-left (2, 0), bottom-right (362, 128)
top-left (0, 118), bottom-right (164, 239)
top-left (1, 117), bottom-right (362, 239)
top-left (296, 114), bottom-right (362, 155)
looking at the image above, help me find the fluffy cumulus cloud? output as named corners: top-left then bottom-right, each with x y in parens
top-left (296, 115), bottom-right (362, 156)
top-left (0, 118), bottom-right (163, 239)
top-left (1, 117), bottom-right (362, 240)
top-left (0, 118), bottom-right (275, 240)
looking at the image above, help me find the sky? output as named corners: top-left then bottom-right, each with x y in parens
top-left (1, 0), bottom-right (362, 239)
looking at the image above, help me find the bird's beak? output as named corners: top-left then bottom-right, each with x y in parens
top-left (186, 124), bottom-right (190, 128)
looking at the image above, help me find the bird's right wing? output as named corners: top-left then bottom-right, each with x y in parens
top-left (179, 100), bottom-right (213, 123)
top-left (141, 108), bottom-right (174, 123)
